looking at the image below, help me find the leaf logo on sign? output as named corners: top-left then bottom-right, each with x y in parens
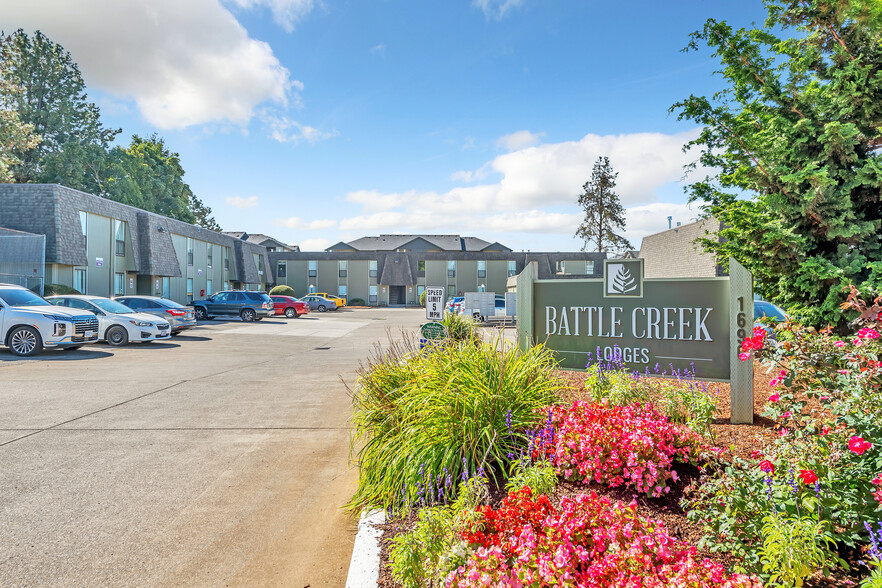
top-left (611, 265), bottom-right (637, 294)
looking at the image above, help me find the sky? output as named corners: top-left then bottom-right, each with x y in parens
top-left (2, 0), bottom-right (768, 252)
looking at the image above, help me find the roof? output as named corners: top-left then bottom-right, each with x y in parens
top-left (338, 234), bottom-right (509, 252)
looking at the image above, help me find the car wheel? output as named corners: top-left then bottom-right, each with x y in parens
top-left (284, 307), bottom-right (296, 318)
top-left (318, 305), bottom-right (327, 312)
top-left (106, 326), bottom-right (129, 347)
top-left (8, 326), bottom-right (43, 356)
top-left (240, 308), bottom-right (256, 322)
top-left (194, 307), bottom-right (208, 320)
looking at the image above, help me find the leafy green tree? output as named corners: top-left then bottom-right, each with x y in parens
top-left (2, 29), bottom-right (119, 184)
top-left (672, 0), bottom-right (882, 326)
top-left (0, 34), bottom-right (41, 182)
top-left (574, 156), bottom-right (633, 253)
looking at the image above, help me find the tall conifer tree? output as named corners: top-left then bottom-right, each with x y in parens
top-left (575, 156), bottom-right (634, 253)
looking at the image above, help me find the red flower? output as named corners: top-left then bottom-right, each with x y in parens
top-left (750, 450), bottom-right (763, 459)
top-left (769, 393), bottom-right (780, 402)
top-left (759, 460), bottom-right (775, 473)
top-left (849, 436), bottom-right (873, 455)
top-left (798, 469), bottom-right (818, 485)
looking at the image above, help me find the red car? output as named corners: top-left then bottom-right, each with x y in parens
top-left (270, 295), bottom-right (310, 318)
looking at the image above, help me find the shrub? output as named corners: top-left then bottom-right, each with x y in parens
top-left (348, 336), bottom-right (564, 512)
top-left (440, 312), bottom-right (477, 342)
top-left (349, 297), bottom-right (365, 306)
top-left (448, 488), bottom-right (762, 587)
top-left (504, 457), bottom-right (557, 497)
top-left (419, 290), bottom-right (426, 306)
top-left (546, 401), bottom-right (703, 496)
top-left (43, 283), bottom-right (81, 296)
top-left (268, 284), bottom-right (295, 297)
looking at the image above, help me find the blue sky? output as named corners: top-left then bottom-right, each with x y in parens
top-left (3, 0), bottom-right (767, 252)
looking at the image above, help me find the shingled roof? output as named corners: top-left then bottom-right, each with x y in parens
top-left (339, 234), bottom-right (508, 252)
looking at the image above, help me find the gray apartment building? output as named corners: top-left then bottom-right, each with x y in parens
top-left (0, 184), bottom-right (270, 302)
top-left (269, 235), bottom-right (606, 305)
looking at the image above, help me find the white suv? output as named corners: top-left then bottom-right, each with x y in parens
top-left (0, 284), bottom-right (99, 356)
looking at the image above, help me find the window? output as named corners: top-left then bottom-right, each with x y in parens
top-left (187, 278), bottom-right (194, 303)
top-left (277, 262), bottom-right (286, 278)
top-left (586, 260), bottom-right (595, 274)
top-left (223, 281), bottom-right (230, 291)
top-left (369, 260), bottom-right (377, 278)
top-left (187, 238), bottom-right (194, 266)
top-left (507, 260), bottom-right (517, 277)
top-left (79, 211), bottom-right (87, 249)
top-left (223, 247), bottom-right (230, 271)
top-left (257, 255), bottom-right (265, 276)
top-left (338, 285), bottom-right (347, 297)
top-left (556, 260), bottom-right (565, 274)
top-left (162, 277), bottom-right (170, 298)
top-left (308, 260), bottom-right (317, 278)
top-left (206, 279), bottom-right (213, 295)
top-left (369, 285), bottom-right (378, 304)
top-left (74, 268), bottom-right (86, 294)
top-left (447, 284), bottom-right (456, 298)
top-left (207, 244), bottom-right (213, 268)
top-left (447, 260), bottom-right (456, 278)
top-left (114, 220), bottom-right (126, 256)
top-left (309, 283), bottom-right (316, 293)
top-left (417, 285), bottom-right (425, 298)
top-left (338, 260), bottom-right (347, 278)
top-left (478, 284), bottom-right (486, 293)
top-left (114, 272), bottom-right (125, 295)
top-left (418, 260), bottom-right (425, 278)
top-left (477, 260), bottom-right (486, 279)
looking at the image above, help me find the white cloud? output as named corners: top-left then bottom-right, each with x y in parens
top-left (272, 216), bottom-right (337, 229)
top-left (297, 237), bottom-right (332, 251)
top-left (497, 130), bottom-right (543, 151)
top-left (226, 195), bottom-right (259, 209)
top-left (370, 43), bottom-right (386, 55)
top-left (5, 0), bottom-right (298, 129)
top-left (473, 0), bottom-right (525, 20)
top-left (625, 202), bottom-right (702, 247)
top-left (225, 0), bottom-right (315, 32)
top-left (264, 114), bottom-right (338, 143)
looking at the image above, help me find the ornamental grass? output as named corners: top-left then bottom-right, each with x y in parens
top-left (347, 335), bottom-right (564, 513)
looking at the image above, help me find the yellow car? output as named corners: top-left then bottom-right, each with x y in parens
top-left (312, 292), bottom-right (346, 307)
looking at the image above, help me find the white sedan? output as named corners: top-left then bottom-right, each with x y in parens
top-left (47, 295), bottom-right (172, 346)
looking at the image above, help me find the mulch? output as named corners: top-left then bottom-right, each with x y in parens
top-left (372, 365), bottom-right (864, 586)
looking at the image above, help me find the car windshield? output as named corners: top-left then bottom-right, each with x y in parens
top-left (0, 289), bottom-right (51, 307)
top-left (92, 298), bottom-right (136, 314)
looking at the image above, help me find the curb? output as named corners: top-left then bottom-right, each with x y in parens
top-left (345, 509), bottom-right (386, 587)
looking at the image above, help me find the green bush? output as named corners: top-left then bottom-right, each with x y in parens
top-left (349, 297), bottom-right (366, 306)
top-left (419, 290), bottom-right (426, 306)
top-left (348, 335), bottom-right (564, 513)
top-left (269, 284), bottom-right (296, 297)
top-left (43, 283), bottom-right (81, 296)
top-left (505, 457), bottom-right (557, 497)
top-left (440, 312), bottom-right (478, 342)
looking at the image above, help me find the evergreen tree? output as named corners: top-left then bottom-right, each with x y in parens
top-left (672, 0), bottom-right (882, 326)
top-left (574, 157), bottom-right (633, 253)
top-left (0, 34), bottom-right (41, 182)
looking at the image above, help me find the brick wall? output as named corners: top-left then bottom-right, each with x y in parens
top-left (638, 218), bottom-right (724, 278)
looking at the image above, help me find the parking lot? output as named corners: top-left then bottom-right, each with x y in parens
top-left (0, 308), bottom-right (425, 587)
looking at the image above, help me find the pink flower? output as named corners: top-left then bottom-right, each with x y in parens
top-left (750, 450), bottom-right (763, 459)
top-left (738, 352), bottom-right (750, 362)
top-left (779, 428), bottom-right (789, 437)
top-left (782, 411), bottom-right (792, 418)
top-left (849, 436), bottom-right (873, 455)
top-left (759, 460), bottom-right (775, 473)
top-left (769, 393), bottom-right (780, 402)
top-left (798, 469), bottom-right (818, 485)
top-left (858, 328), bottom-right (880, 339)
top-left (838, 369), bottom-right (849, 376)
top-left (820, 426), bottom-right (831, 436)
top-left (769, 377), bottom-right (781, 387)
top-left (834, 340), bottom-right (846, 348)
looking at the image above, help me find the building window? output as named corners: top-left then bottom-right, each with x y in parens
top-left (507, 260), bottom-right (517, 277)
top-left (207, 279), bottom-right (213, 296)
top-left (477, 260), bottom-right (486, 279)
top-left (369, 285), bottom-right (378, 304)
top-left (162, 277), bottom-right (170, 298)
top-left (556, 260), bottom-right (564, 274)
top-left (207, 243), bottom-right (213, 268)
top-left (79, 211), bottom-right (87, 249)
top-left (187, 278), bottom-right (194, 303)
top-left (339, 260), bottom-right (347, 278)
top-left (114, 272), bottom-right (125, 295)
top-left (74, 268), bottom-right (86, 294)
top-left (187, 238), bottom-right (194, 266)
top-left (447, 284), bottom-right (456, 298)
top-left (478, 284), bottom-right (486, 293)
top-left (277, 262), bottom-right (287, 278)
top-left (417, 260), bottom-right (425, 278)
top-left (339, 285), bottom-right (347, 297)
top-left (369, 260), bottom-right (377, 278)
top-left (114, 220), bottom-right (126, 256)
top-left (257, 255), bottom-right (265, 276)
top-left (586, 260), bottom-right (595, 274)
top-left (223, 247), bottom-right (230, 271)
top-left (223, 281), bottom-right (230, 291)
top-left (308, 260), bottom-right (317, 278)
top-left (417, 285), bottom-right (425, 298)
top-left (447, 260), bottom-right (456, 278)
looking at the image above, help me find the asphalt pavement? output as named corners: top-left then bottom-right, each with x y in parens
top-left (0, 308), bottom-right (425, 587)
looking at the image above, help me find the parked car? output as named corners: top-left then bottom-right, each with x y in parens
top-left (113, 295), bottom-right (197, 336)
top-left (270, 295), bottom-right (310, 318)
top-left (189, 290), bottom-right (273, 322)
top-left (312, 292), bottom-right (346, 307)
top-left (754, 300), bottom-right (789, 338)
top-left (300, 294), bottom-right (339, 313)
top-left (47, 295), bottom-right (171, 346)
top-left (0, 283), bottom-right (99, 356)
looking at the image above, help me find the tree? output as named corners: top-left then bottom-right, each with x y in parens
top-left (574, 157), bottom-right (634, 253)
top-left (671, 0), bottom-right (882, 326)
top-left (0, 34), bottom-right (41, 182)
top-left (2, 30), bottom-right (119, 183)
